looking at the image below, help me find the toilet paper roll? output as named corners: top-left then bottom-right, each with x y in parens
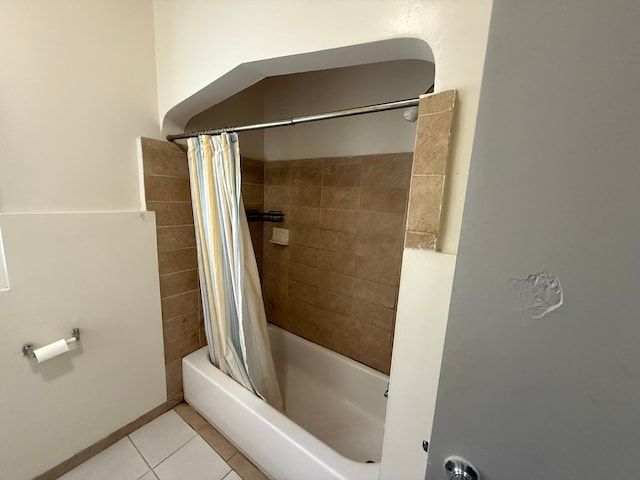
top-left (34, 339), bottom-right (69, 363)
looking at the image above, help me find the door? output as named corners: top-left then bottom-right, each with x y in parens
top-left (426, 2), bottom-right (640, 479)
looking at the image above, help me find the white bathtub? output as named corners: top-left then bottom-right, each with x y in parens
top-left (183, 324), bottom-right (389, 480)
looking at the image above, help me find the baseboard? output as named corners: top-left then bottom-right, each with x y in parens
top-left (33, 393), bottom-right (183, 480)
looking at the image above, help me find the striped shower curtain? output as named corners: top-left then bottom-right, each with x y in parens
top-left (186, 133), bottom-right (283, 411)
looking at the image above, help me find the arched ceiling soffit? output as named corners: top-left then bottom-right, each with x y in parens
top-left (163, 37), bottom-right (434, 133)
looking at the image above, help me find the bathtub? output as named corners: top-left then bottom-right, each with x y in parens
top-left (182, 324), bottom-right (389, 480)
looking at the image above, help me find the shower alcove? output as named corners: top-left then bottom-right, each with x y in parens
top-left (142, 53), bottom-right (457, 480)
top-left (185, 59), bottom-right (435, 375)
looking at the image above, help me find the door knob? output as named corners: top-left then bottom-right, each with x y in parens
top-left (444, 456), bottom-right (479, 480)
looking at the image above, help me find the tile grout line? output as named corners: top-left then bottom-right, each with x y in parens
top-left (126, 436), bottom-right (153, 473)
top-left (145, 426), bottom-right (200, 474)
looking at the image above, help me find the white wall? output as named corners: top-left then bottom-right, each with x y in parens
top-left (381, 250), bottom-right (455, 479)
top-left (0, 213), bottom-right (166, 480)
top-left (0, 0), bottom-right (160, 213)
top-left (187, 60), bottom-right (434, 160)
top-left (0, 2), bottom-right (167, 478)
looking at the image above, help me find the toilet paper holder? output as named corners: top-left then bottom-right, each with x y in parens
top-left (22, 328), bottom-right (80, 358)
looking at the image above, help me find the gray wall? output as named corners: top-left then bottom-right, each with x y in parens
top-left (427, 2), bottom-right (640, 479)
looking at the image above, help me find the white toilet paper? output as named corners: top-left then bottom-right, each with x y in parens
top-left (34, 339), bottom-right (69, 363)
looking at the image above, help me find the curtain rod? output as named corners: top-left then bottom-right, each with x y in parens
top-left (166, 97), bottom-right (420, 142)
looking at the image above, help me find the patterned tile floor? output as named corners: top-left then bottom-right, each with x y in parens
top-left (59, 403), bottom-right (268, 480)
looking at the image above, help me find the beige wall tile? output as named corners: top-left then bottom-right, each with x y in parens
top-left (288, 297), bottom-right (351, 333)
top-left (288, 280), bottom-right (351, 317)
top-left (147, 201), bottom-right (193, 227)
top-left (161, 289), bottom-right (199, 321)
top-left (165, 358), bottom-right (183, 398)
top-left (289, 206), bottom-right (322, 227)
top-left (291, 164), bottom-right (322, 186)
top-left (354, 232), bottom-right (404, 262)
top-left (198, 322), bottom-right (207, 348)
top-left (241, 163), bottom-right (264, 184)
top-left (281, 311), bottom-right (322, 342)
top-left (355, 343), bottom-right (392, 375)
top-left (288, 262), bottom-right (354, 297)
top-left (244, 203), bottom-right (263, 213)
top-left (158, 247), bottom-right (198, 274)
top-left (354, 255), bottom-right (400, 286)
top-left (164, 329), bottom-right (200, 363)
top-left (264, 166), bottom-right (291, 185)
top-left (321, 186), bottom-right (360, 209)
top-left (242, 184), bottom-right (264, 205)
top-left (241, 157), bottom-right (264, 167)
top-left (142, 148), bottom-right (189, 178)
top-left (264, 185), bottom-right (290, 205)
top-left (259, 153), bottom-right (422, 374)
top-left (361, 154), bottom-right (412, 188)
top-left (289, 245), bottom-right (355, 276)
top-left (144, 175), bottom-right (192, 202)
top-left (418, 90), bottom-right (456, 116)
top-left (320, 209), bottom-right (359, 233)
top-left (262, 273), bottom-right (286, 324)
top-left (290, 186), bottom-right (321, 207)
top-left (351, 321), bottom-right (390, 349)
top-left (140, 138), bottom-right (188, 177)
top-left (141, 137), bottom-right (186, 154)
top-left (322, 163), bottom-right (362, 187)
top-left (406, 175), bottom-right (445, 232)
top-left (351, 299), bottom-right (395, 331)
top-left (163, 311), bottom-right (200, 342)
top-left (357, 211), bottom-right (406, 238)
top-left (317, 229), bottom-right (356, 254)
top-left (359, 187), bottom-right (408, 213)
top-left (289, 226), bottom-right (321, 249)
top-left (412, 111), bottom-right (453, 175)
top-left (405, 231), bottom-right (437, 250)
top-left (262, 242), bottom-right (289, 275)
top-left (248, 221), bottom-right (264, 277)
top-left (156, 225), bottom-right (196, 252)
top-left (320, 330), bottom-right (356, 360)
top-left (352, 278), bottom-right (397, 309)
top-left (160, 269), bottom-right (199, 298)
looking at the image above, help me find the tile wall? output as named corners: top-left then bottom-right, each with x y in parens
top-left (141, 138), bottom-right (203, 401)
top-left (404, 90), bottom-right (456, 250)
top-left (261, 153), bottom-right (413, 374)
top-left (141, 90), bottom-right (455, 385)
top-left (140, 138), bottom-right (265, 398)
top-left (240, 158), bottom-right (265, 278)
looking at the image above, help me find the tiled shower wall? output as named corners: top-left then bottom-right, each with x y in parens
top-left (261, 154), bottom-right (413, 374)
top-left (140, 138), bottom-right (265, 398)
top-left (239, 158), bottom-right (265, 278)
top-left (140, 89), bottom-right (455, 389)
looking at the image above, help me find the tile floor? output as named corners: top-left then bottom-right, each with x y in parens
top-left (59, 403), bottom-right (268, 480)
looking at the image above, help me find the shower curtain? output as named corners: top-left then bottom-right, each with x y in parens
top-left (186, 133), bottom-right (283, 411)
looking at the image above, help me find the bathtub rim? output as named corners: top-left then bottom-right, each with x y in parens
top-left (182, 324), bottom-right (383, 480)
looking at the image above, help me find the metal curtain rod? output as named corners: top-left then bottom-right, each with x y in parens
top-left (166, 97), bottom-right (420, 142)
